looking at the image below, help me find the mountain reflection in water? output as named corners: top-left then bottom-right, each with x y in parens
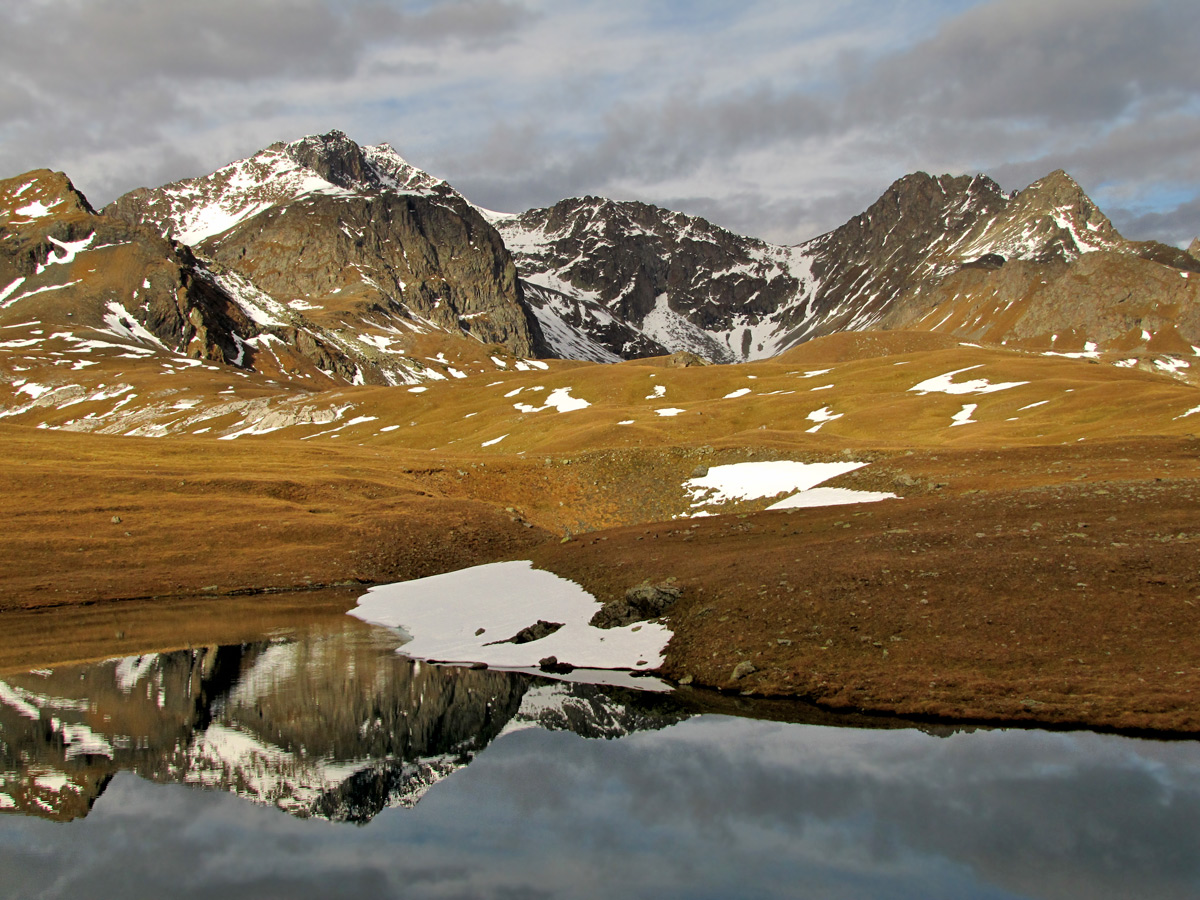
top-left (0, 620), bottom-right (686, 823)
top-left (1, 618), bottom-right (1199, 900)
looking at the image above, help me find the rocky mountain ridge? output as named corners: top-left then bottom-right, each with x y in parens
top-left (105, 131), bottom-right (542, 380)
top-left (499, 169), bottom-right (1200, 365)
top-left (4, 129), bottom-right (1198, 396)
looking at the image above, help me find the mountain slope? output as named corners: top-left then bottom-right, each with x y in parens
top-left (489, 197), bottom-right (815, 363)
top-left (494, 170), bottom-right (1200, 365)
top-left (5, 130), bottom-right (1199, 386)
top-left (106, 131), bottom-right (543, 379)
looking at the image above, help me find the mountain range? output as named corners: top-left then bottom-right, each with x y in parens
top-left (4, 129), bottom-right (1197, 393)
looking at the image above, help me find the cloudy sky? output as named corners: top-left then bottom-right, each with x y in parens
top-left (2, 0), bottom-right (1197, 247)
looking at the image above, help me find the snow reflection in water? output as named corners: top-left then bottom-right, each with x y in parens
top-left (0, 617), bottom-right (1197, 900)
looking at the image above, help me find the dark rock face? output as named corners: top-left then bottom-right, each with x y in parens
top-left (104, 131), bottom-right (541, 378)
top-left (793, 173), bottom-right (1010, 341)
top-left (202, 189), bottom-right (534, 356)
top-left (494, 197), bottom-right (812, 362)
top-left (500, 168), bottom-right (1200, 361)
top-left (590, 581), bottom-right (681, 629)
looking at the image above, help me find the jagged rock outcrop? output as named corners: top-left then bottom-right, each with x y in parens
top-left (490, 197), bottom-right (812, 362)
top-left (497, 168), bottom-right (1200, 364)
top-left (0, 169), bottom-right (271, 367)
top-left (106, 131), bottom-right (542, 375)
top-left (871, 172), bottom-right (1200, 353)
top-left (6, 135), bottom-right (1198, 375)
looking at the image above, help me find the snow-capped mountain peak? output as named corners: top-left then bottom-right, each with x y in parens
top-left (106, 130), bottom-right (453, 247)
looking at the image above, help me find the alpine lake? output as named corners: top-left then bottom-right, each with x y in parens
top-left (1, 584), bottom-right (1198, 900)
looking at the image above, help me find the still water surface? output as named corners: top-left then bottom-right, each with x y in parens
top-left (1, 616), bottom-right (1198, 899)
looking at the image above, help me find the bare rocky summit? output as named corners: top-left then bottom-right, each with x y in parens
top-left (105, 131), bottom-right (541, 383)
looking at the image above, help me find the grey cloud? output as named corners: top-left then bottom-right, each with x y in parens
top-left (853, 0), bottom-right (1200, 126)
top-left (1110, 195), bottom-right (1200, 248)
top-left (641, 186), bottom-right (887, 246)
top-left (592, 87), bottom-right (833, 180)
top-left (0, 1), bottom-right (530, 98)
top-left (2, 0), bottom-right (1198, 248)
top-left (441, 86), bottom-right (834, 212)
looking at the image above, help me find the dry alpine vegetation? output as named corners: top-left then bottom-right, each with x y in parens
top-left (3, 135), bottom-right (1200, 736)
top-left (2, 330), bottom-right (1199, 734)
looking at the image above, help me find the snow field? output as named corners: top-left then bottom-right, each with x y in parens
top-left (351, 560), bottom-right (670, 672)
top-left (684, 460), bottom-right (894, 511)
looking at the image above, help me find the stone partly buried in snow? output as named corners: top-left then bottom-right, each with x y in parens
top-left (590, 580), bottom-right (681, 629)
top-left (487, 620), bottom-right (564, 645)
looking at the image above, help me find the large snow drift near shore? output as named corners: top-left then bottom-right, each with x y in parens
top-left (351, 560), bottom-right (670, 672)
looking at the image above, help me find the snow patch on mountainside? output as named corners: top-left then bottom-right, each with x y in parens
top-left (642, 294), bottom-right (732, 361)
top-left (131, 136), bottom-right (454, 247)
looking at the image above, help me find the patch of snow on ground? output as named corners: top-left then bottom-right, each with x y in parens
top-left (102, 301), bottom-right (169, 349)
top-left (1155, 357), bottom-right (1190, 374)
top-left (646, 384), bottom-right (667, 399)
top-left (723, 388), bottom-right (751, 399)
top-left (1043, 341), bottom-right (1100, 360)
top-left (37, 233), bottom-right (95, 272)
top-left (767, 487), bottom-right (898, 509)
top-left (350, 560), bottom-right (669, 672)
top-left (514, 387), bottom-right (590, 414)
top-left (951, 403), bottom-right (978, 426)
top-left (909, 366), bottom-right (1027, 395)
top-left (481, 434), bottom-right (507, 446)
top-left (805, 406), bottom-right (842, 433)
top-left (14, 199), bottom-right (60, 219)
top-left (685, 460), bottom-right (866, 508)
top-left (655, 407), bottom-right (686, 417)
top-left (0, 277), bottom-right (27, 304)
